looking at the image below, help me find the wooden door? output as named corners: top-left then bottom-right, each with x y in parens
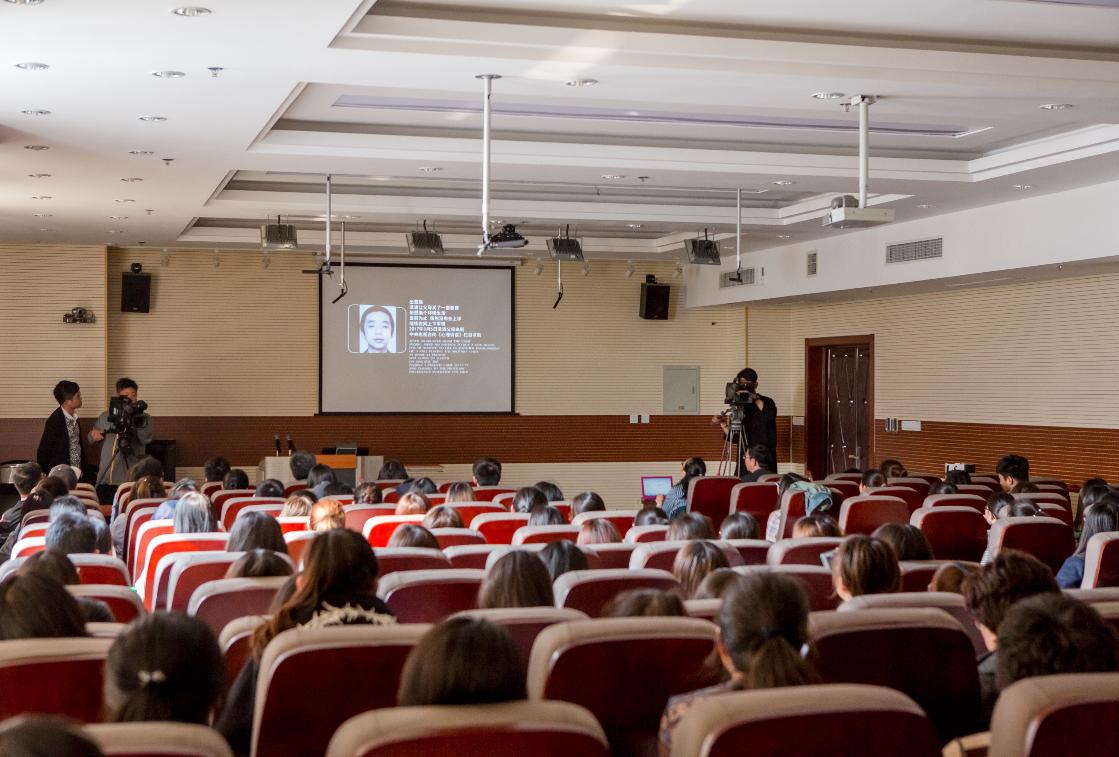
top-left (825, 345), bottom-right (872, 475)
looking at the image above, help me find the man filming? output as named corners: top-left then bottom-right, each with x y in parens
top-left (713, 368), bottom-right (777, 476)
top-left (88, 378), bottom-right (153, 493)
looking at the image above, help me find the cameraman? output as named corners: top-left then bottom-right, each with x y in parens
top-left (713, 368), bottom-right (777, 475)
top-left (88, 377), bottom-right (154, 490)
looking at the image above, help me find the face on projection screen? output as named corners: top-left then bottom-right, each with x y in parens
top-left (320, 263), bottom-right (514, 413)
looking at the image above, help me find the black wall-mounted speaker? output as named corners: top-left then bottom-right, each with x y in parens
top-left (639, 282), bottom-right (670, 320)
top-left (121, 273), bottom-right (151, 313)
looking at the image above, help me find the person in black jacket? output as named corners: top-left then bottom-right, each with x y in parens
top-left (713, 369), bottom-right (778, 475)
top-left (36, 381), bottom-right (85, 476)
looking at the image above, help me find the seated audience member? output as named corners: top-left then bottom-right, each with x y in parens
top-left (321, 482), bottom-right (354, 499)
top-left (539, 540), bottom-right (588, 582)
top-left (635, 507), bottom-right (669, 527)
top-left (203, 456), bottom-right (231, 485)
top-left (396, 478), bottom-right (417, 496)
top-left (471, 457), bottom-right (502, 487)
top-left (533, 481), bottom-right (564, 502)
top-left (397, 617), bottom-right (523, 706)
top-left (719, 512), bottom-right (758, 540)
top-left (306, 464), bottom-right (336, 499)
top-left (47, 464), bottom-right (78, 492)
top-left (225, 548), bottom-right (294, 579)
top-left (445, 482), bottom-right (474, 503)
top-left (387, 524), bottom-right (439, 550)
top-left (17, 549), bottom-right (112, 622)
top-left (694, 568), bottom-right (746, 600)
top-left (879, 459), bottom-right (908, 479)
top-left (36, 475), bottom-right (70, 500)
top-left (1010, 480), bottom-right (1040, 494)
top-left (832, 535), bottom-right (900, 601)
top-left (666, 512), bottom-right (716, 541)
top-left (153, 478), bottom-right (199, 520)
top-left (945, 469), bottom-right (972, 487)
top-left (0, 716), bottom-right (104, 757)
top-left (218, 529), bottom-right (395, 753)
top-left (222, 469), bottom-right (250, 492)
top-left (227, 512), bottom-right (287, 554)
top-left (576, 519), bottom-right (622, 545)
top-left (395, 491), bottom-right (430, 516)
top-left (0, 573), bottom-right (88, 639)
top-left (0, 462), bottom-right (43, 538)
top-left (353, 482), bottom-right (382, 505)
top-left (659, 572), bottom-right (819, 754)
top-left (961, 550), bottom-right (1059, 723)
top-left (0, 489), bottom-right (52, 561)
top-left (289, 450), bottom-right (315, 484)
top-left (131, 475), bottom-right (165, 504)
top-left (995, 454), bottom-right (1029, 492)
top-left (571, 491), bottom-right (606, 515)
top-left (872, 523), bottom-right (934, 561)
top-left (280, 492), bottom-right (314, 518)
top-left (45, 512), bottom-right (100, 555)
top-left (478, 551), bottom-right (554, 609)
top-left (859, 469), bottom-right (885, 493)
top-left (510, 486), bottom-right (546, 514)
top-left (995, 593), bottom-right (1118, 691)
top-left (1056, 495), bottom-right (1119, 588)
top-left (104, 613), bottom-right (224, 725)
top-left (605, 588), bottom-right (686, 618)
top-left (527, 504), bottom-right (565, 527)
top-left (928, 561), bottom-right (977, 593)
top-left (377, 458), bottom-right (408, 481)
top-left (792, 514), bottom-right (842, 539)
top-left (254, 478), bottom-right (285, 499)
top-left (48, 494), bottom-right (87, 521)
top-left (740, 444), bottom-right (775, 483)
top-left (173, 492), bottom-right (217, 534)
top-left (422, 506), bottom-right (464, 531)
top-left (983, 491), bottom-right (1018, 524)
top-left (673, 541), bottom-right (730, 599)
top-left (929, 480), bottom-right (958, 496)
top-left (766, 474), bottom-right (834, 542)
top-left (129, 456), bottom-right (165, 485)
top-left (1076, 479), bottom-right (1113, 534)
top-left (657, 457), bottom-right (706, 519)
top-left (410, 477), bottom-right (438, 496)
top-left (308, 498), bottom-right (346, 532)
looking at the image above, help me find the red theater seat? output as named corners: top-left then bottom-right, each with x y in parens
top-left (627, 540), bottom-right (744, 572)
top-left (899, 560), bottom-right (974, 593)
top-left (440, 502), bottom-right (506, 527)
top-left (10, 536), bottom-right (45, 559)
top-left (888, 477), bottom-right (932, 499)
top-left (683, 598), bottom-right (721, 621)
top-left (838, 591), bottom-right (987, 657)
top-left (343, 505), bottom-right (396, 533)
top-left (512, 525), bottom-right (581, 545)
top-left (140, 533), bottom-right (230, 610)
top-left (732, 480), bottom-right (782, 519)
top-left (210, 489), bottom-right (256, 520)
top-left (723, 539), bottom-right (771, 566)
top-left (1030, 477), bottom-right (1069, 493)
top-left (822, 479), bottom-right (860, 499)
top-left (867, 486), bottom-right (923, 514)
top-left (1037, 503), bottom-right (1074, 527)
top-left (686, 476), bottom-right (739, 524)
top-left (581, 543), bottom-right (637, 570)
top-left (219, 614), bottom-right (266, 690)
top-left (483, 545), bottom-right (547, 571)
top-left (826, 473), bottom-right (863, 483)
top-left (839, 495), bottom-right (909, 535)
top-left (774, 490), bottom-right (807, 540)
top-left (67, 585), bottom-right (145, 623)
top-left (284, 531), bottom-right (316, 564)
top-left (71, 554), bottom-right (131, 586)
top-left (430, 528), bottom-right (486, 548)
top-left (1014, 491), bottom-right (1072, 507)
top-left (188, 576), bottom-right (289, 636)
top-left (373, 547), bottom-right (452, 576)
top-left (624, 525), bottom-right (669, 544)
top-left (911, 507), bottom-right (989, 562)
top-left (362, 515), bottom-right (426, 548)
top-left (200, 481), bottom-right (222, 498)
top-left (572, 510), bottom-right (639, 538)
top-left (988, 516), bottom-right (1075, 574)
top-left (552, 569), bottom-right (681, 618)
top-left (1082, 533), bottom-right (1119, 589)
top-left (735, 565), bottom-right (840, 611)
top-left (0, 637), bottom-right (112, 722)
top-left (221, 497), bottom-right (284, 530)
top-left (923, 494), bottom-right (986, 512)
top-left (455, 607), bottom-right (588, 665)
top-left (276, 516), bottom-right (309, 534)
top-left (163, 551), bottom-right (247, 612)
top-left (283, 480), bottom-right (308, 496)
top-left (809, 608), bottom-right (982, 742)
top-left (470, 513), bottom-right (530, 545)
top-left (252, 624), bottom-right (430, 757)
top-left (443, 544), bottom-right (505, 569)
top-left (85, 722), bottom-right (236, 757)
top-left (377, 569), bottom-right (485, 623)
top-left (527, 617), bottom-right (718, 757)
top-left (472, 487), bottom-right (517, 503)
top-left (130, 518), bottom-right (173, 578)
top-left (325, 701), bottom-right (609, 757)
top-left (988, 673), bottom-right (1119, 757)
top-left (957, 484), bottom-right (996, 497)
top-left (766, 537), bottom-right (843, 566)
top-left (670, 684), bottom-right (940, 757)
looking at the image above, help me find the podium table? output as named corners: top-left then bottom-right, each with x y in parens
top-left (257, 455), bottom-right (384, 486)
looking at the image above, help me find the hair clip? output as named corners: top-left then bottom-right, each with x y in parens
top-left (137, 669), bottom-right (166, 685)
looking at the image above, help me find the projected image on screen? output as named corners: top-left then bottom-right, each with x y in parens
top-left (321, 264), bottom-right (514, 413)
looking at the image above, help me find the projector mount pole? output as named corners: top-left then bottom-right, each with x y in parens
top-left (331, 220), bottom-right (348, 304)
top-left (735, 187), bottom-right (743, 276)
top-left (477, 74), bottom-right (500, 255)
top-left (852, 95), bottom-right (876, 209)
top-left (552, 259), bottom-right (564, 309)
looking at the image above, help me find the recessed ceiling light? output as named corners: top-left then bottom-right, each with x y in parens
top-left (812, 92), bottom-right (846, 100)
top-left (23, 144), bottom-right (49, 151)
top-left (120, 177), bottom-right (144, 183)
top-left (138, 115), bottom-right (167, 122)
top-left (342, 215), bottom-right (360, 220)
top-left (1038, 103), bottom-right (1073, 111)
top-left (776, 234), bottom-right (792, 239)
top-left (152, 70), bottom-right (186, 79)
top-left (171, 6), bottom-right (211, 16)
top-left (1012, 184), bottom-right (1034, 190)
top-left (20, 108), bottom-right (51, 116)
top-left (418, 166), bottom-right (443, 173)
top-left (114, 198), bottom-right (135, 204)
top-left (917, 203), bottom-right (936, 209)
top-left (107, 229), bottom-right (124, 234)
top-left (601, 174), bottom-right (626, 180)
top-left (4, 0), bottom-right (46, 5)
top-left (129, 150), bottom-right (154, 156)
top-left (565, 78), bottom-right (598, 87)
top-left (108, 216), bottom-right (128, 220)
top-left (31, 195), bottom-right (52, 200)
top-left (14, 62), bottom-right (49, 71)
top-left (38, 228), bottom-right (51, 232)
top-left (32, 213), bottom-right (52, 217)
top-left (626, 223), bottom-right (643, 229)
top-left (27, 173), bottom-right (51, 178)
top-left (772, 179), bottom-right (796, 186)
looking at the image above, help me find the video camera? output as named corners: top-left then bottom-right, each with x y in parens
top-left (106, 395), bottom-right (148, 454)
top-left (724, 381), bottom-right (756, 407)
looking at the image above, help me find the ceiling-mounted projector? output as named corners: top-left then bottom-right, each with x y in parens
top-left (684, 229), bottom-right (721, 265)
top-left (261, 217), bottom-right (298, 249)
top-left (822, 194), bottom-right (895, 229)
top-left (484, 223), bottom-right (529, 250)
top-left (407, 221), bottom-right (445, 256)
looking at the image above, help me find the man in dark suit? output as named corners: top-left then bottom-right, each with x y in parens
top-left (36, 380), bottom-right (86, 476)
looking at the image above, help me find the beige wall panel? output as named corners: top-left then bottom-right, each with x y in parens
top-left (749, 272), bottom-right (1119, 428)
top-left (743, 304), bottom-right (795, 412)
top-left (0, 245), bottom-right (108, 417)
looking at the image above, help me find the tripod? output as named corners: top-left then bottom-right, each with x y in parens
top-left (718, 412), bottom-right (747, 477)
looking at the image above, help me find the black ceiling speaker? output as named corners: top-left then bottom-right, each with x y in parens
top-left (121, 271), bottom-right (151, 313)
top-left (640, 280), bottom-right (670, 320)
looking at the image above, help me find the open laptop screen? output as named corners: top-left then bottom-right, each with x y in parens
top-left (641, 475), bottom-right (675, 498)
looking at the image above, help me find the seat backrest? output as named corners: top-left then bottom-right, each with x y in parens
top-left (439, 502), bottom-right (506, 528)
top-left (324, 700), bottom-right (609, 757)
top-left (581, 543), bottom-right (638, 570)
top-left (253, 624), bottom-right (430, 757)
top-left (910, 506), bottom-right (989, 562)
top-left (429, 527), bottom-right (486, 548)
top-left (1014, 491), bottom-right (1071, 506)
top-left (625, 525), bottom-right (669, 544)
top-left (988, 516), bottom-right (1075, 574)
top-left (899, 560), bottom-right (973, 593)
top-left (70, 554), bottom-right (131, 586)
top-left (362, 515), bottom-right (426, 548)
top-left (283, 480), bottom-right (308, 496)
top-left (16, 524), bottom-right (48, 540)
top-left (0, 637), bottom-right (113, 721)
top-left (130, 518), bottom-right (173, 577)
top-left (373, 547), bottom-right (452, 576)
top-left (377, 569), bottom-right (485, 623)
top-left (839, 591), bottom-right (987, 657)
top-left (686, 476), bottom-right (739, 523)
top-left (17, 509), bottom-right (51, 530)
top-left (1066, 587), bottom-right (1119, 605)
top-left (924, 494), bottom-right (987, 512)
top-left (454, 607), bottom-right (589, 665)
top-left (188, 576), bottom-right (290, 636)
top-left (275, 515), bottom-right (309, 534)
top-left (210, 489), bottom-right (257, 519)
top-left (141, 533), bottom-right (231, 610)
top-left (483, 545), bottom-right (548, 571)
top-left (512, 525), bottom-right (581, 545)
top-left (722, 538), bottom-right (771, 566)
top-left (766, 537), bottom-right (843, 566)
top-left (11, 536), bottom-right (46, 559)
top-left (1029, 477), bottom-right (1069, 493)
top-left (552, 569), bottom-right (682, 618)
top-left (85, 722), bottom-right (235, 757)
top-left (1037, 503), bottom-right (1073, 527)
top-left (164, 551), bottom-right (246, 611)
top-left (734, 565), bottom-right (840, 611)
top-left (473, 487), bottom-right (517, 503)
top-left (839, 495), bottom-right (910, 535)
top-left (284, 530), bottom-right (316, 565)
top-left (343, 505), bottom-right (396, 533)
top-left (683, 597), bottom-right (721, 621)
top-left (825, 473), bottom-right (863, 483)
top-left (671, 683), bottom-right (941, 757)
top-left (1082, 532), bottom-right (1119, 589)
top-left (627, 540), bottom-right (744, 572)
top-left (776, 490), bottom-right (808, 540)
top-left (527, 617), bottom-right (718, 757)
top-left (571, 510), bottom-right (639, 538)
top-left (809, 607), bottom-right (982, 741)
top-left (821, 480), bottom-right (860, 500)
top-left (989, 672), bottom-right (1119, 757)
top-left (867, 486), bottom-right (923, 514)
top-left (218, 614), bottom-right (267, 690)
top-left (221, 497), bottom-right (285, 530)
top-left (200, 481), bottom-right (222, 497)
top-left (888, 477), bottom-right (932, 499)
top-left (470, 513), bottom-right (530, 544)
top-left (958, 484), bottom-right (996, 496)
top-left (68, 584), bottom-right (146, 624)
top-left (443, 544), bottom-right (505, 569)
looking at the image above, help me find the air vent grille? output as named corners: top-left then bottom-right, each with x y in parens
top-left (806, 251), bottom-right (818, 276)
top-left (886, 237), bottom-right (943, 264)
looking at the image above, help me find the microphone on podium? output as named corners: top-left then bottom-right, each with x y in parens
top-left (273, 434), bottom-right (281, 456)
top-left (286, 434), bottom-right (294, 456)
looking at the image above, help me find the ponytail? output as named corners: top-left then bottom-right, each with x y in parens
top-left (747, 635), bottom-right (819, 689)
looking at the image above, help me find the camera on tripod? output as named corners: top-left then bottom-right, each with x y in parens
top-left (107, 395), bottom-right (148, 454)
